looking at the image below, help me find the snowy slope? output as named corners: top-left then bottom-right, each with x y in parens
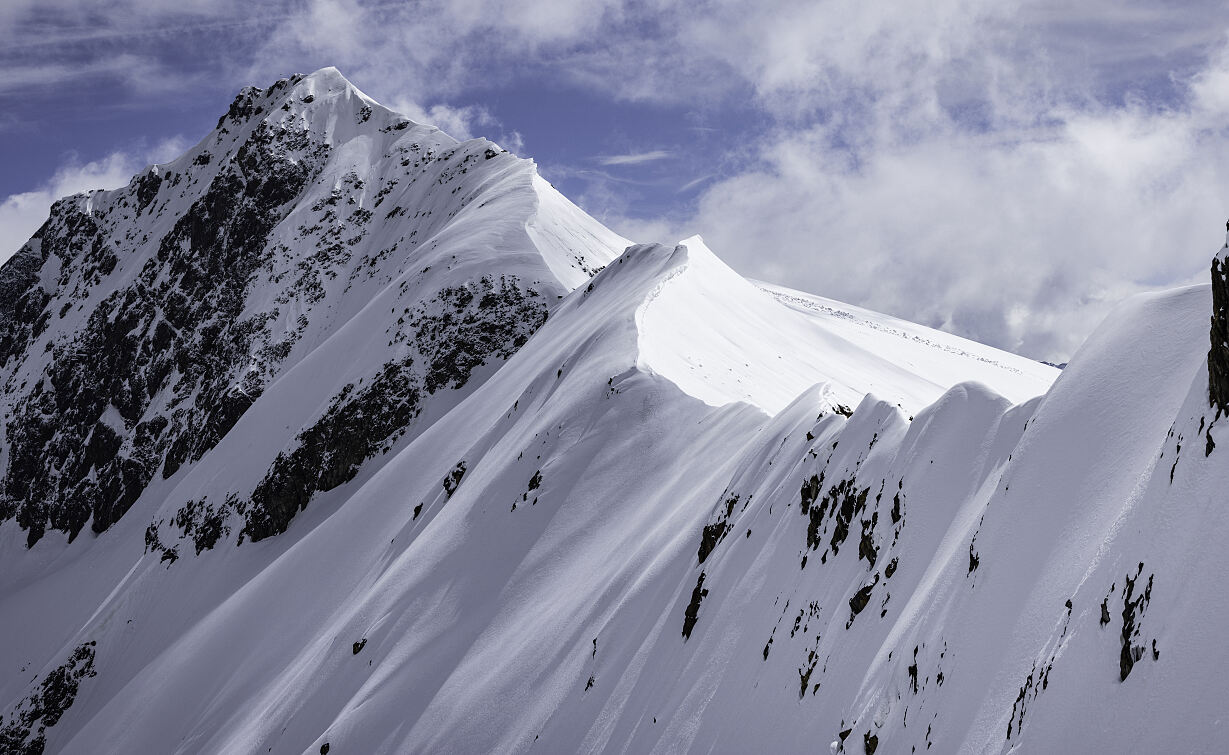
top-left (637, 236), bottom-right (1055, 415)
top-left (757, 279), bottom-right (1060, 408)
top-left (652, 282), bottom-right (1221, 755)
top-left (1, 69), bottom-right (1224, 755)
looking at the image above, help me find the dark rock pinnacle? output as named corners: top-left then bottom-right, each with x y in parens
top-left (1209, 223), bottom-right (1229, 413)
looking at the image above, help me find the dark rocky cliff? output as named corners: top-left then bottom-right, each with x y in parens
top-left (1209, 227), bottom-right (1229, 413)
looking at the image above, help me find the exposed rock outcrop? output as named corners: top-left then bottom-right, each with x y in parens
top-left (1208, 224), bottom-right (1229, 413)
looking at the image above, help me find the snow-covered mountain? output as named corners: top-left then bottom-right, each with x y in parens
top-left (0, 68), bottom-right (1224, 754)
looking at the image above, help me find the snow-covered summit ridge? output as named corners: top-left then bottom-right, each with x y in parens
top-left (23, 64), bottom-right (1049, 424)
top-left (632, 235), bottom-right (1057, 415)
top-left (48, 66), bottom-right (623, 290)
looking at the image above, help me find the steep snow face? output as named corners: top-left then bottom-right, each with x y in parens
top-left (759, 281), bottom-right (1060, 408)
top-left (527, 173), bottom-right (627, 290)
top-left (636, 236), bottom-right (1056, 415)
top-left (0, 68), bottom-right (1223, 755)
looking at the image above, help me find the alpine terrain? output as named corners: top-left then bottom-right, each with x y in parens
top-left (1, 68), bottom-right (1225, 754)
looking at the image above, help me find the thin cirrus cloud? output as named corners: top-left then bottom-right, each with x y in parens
top-left (1, 0), bottom-right (1227, 362)
top-left (597, 150), bottom-right (673, 167)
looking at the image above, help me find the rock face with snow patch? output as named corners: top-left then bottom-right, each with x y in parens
top-left (0, 68), bottom-right (623, 550)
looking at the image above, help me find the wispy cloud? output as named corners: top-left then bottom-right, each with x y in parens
top-left (597, 150), bottom-right (673, 166)
top-left (677, 174), bottom-right (716, 193)
top-left (594, 150), bottom-right (673, 166)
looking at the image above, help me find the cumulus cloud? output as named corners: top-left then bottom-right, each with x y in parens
top-left (387, 99), bottom-right (492, 140)
top-left (385, 98), bottom-right (524, 155)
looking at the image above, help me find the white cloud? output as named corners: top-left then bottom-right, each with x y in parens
top-left (387, 98), bottom-right (495, 141)
top-left (677, 174), bottom-right (716, 193)
top-left (242, 0), bottom-right (628, 106)
top-left (598, 150), bottom-right (673, 166)
top-left (386, 97), bottom-right (527, 156)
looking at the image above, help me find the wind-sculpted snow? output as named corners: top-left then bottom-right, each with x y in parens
top-left (636, 236), bottom-right (1056, 416)
top-left (1, 68), bottom-right (1226, 755)
top-left (759, 282), bottom-right (1060, 407)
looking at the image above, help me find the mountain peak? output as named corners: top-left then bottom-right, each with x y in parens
top-left (0, 66), bottom-right (624, 550)
top-left (203, 66), bottom-right (410, 151)
top-left (299, 64), bottom-right (352, 87)
top-left (281, 66), bottom-right (381, 115)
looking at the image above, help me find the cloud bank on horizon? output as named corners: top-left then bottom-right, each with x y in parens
top-left (1, 0), bottom-right (1227, 361)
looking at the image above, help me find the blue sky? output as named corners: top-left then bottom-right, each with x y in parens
top-left (2, 0), bottom-right (1227, 361)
